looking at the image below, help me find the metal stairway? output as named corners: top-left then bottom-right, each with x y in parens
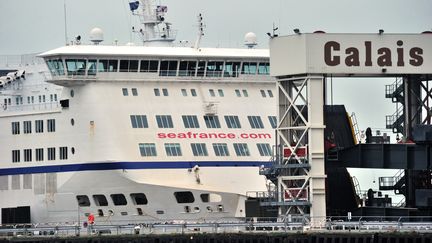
top-left (385, 78), bottom-right (405, 134)
top-left (379, 169), bottom-right (406, 195)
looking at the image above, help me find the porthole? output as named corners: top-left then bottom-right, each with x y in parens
top-left (70, 90), bottom-right (74, 97)
top-left (71, 118), bottom-right (75, 126)
top-left (71, 147), bottom-right (75, 154)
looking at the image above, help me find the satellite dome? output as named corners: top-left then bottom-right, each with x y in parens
top-left (90, 27), bottom-right (104, 45)
top-left (244, 32), bottom-right (257, 48)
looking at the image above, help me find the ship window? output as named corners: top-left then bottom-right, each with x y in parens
top-left (87, 59), bottom-right (97, 75)
top-left (12, 150), bottom-right (20, 163)
top-left (137, 208), bottom-right (143, 215)
top-left (11, 121), bottom-right (20, 135)
top-left (196, 61), bottom-right (206, 77)
top-left (46, 59), bottom-right (65, 76)
top-left (98, 60), bottom-right (118, 72)
top-left (218, 89), bottom-right (224, 97)
top-left (191, 89), bottom-right (197, 97)
top-left (48, 147), bottom-right (56, 160)
top-left (268, 90), bottom-right (274, 97)
top-left (258, 62), bottom-right (270, 75)
top-left (131, 88), bottom-right (138, 96)
top-left (248, 116), bottom-right (264, 129)
top-left (213, 143), bottom-right (229, 156)
top-left (241, 62), bottom-right (257, 75)
top-left (268, 116), bottom-right (277, 129)
top-left (260, 90), bottom-right (266, 97)
top-left (224, 115), bottom-right (241, 128)
top-left (93, 194), bottom-right (108, 206)
top-left (35, 148), bottom-right (44, 161)
top-left (139, 143), bottom-right (157, 156)
top-left (233, 143), bottom-right (250, 156)
top-left (174, 191), bottom-right (195, 203)
top-left (209, 89), bottom-right (215, 97)
top-left (154, 88), bottom-right (160, 96)
top-left (156, 210), bottom-right (164, 214)
top-left (235, 89), bottom-right (241, 97)
top-left (111, 194), bottom-right (127, 205)
top-left (47, 119), bottom-right (56, 132)
top-left (65, 59), bottom-right (86, 75)
top-left (24, 149), bottom-right (32, 162)
top-left (23, 121), bottom-right (31, 134)
top-left (242, 90), bottom-right (249, 97)
top-left (159, 60), bottom-right (178, 76)
top-left (140, 60), bottom-right (159, 73)
top-left (122, 88), bottom-right (128, 96)
top-left (119, 60), bottom-right (138, 72)
top-left (224, 62), bottom-right (241, 77)
top-left (182, 115), bottom-right (200, 128)
top-left (130, 115), bottom-right (148, 128)
top-left (54, 94), bottom-right (57, 101)
top-left (130, 193), bottom-right (148, 205)
top-left (181, 89), bottom-right (187, 96)
top-left (59, 146), bottom-right (68, 160)
top-left (204, 115), bottom-right (221, 128)
top-left (77, 195), bottom-right (90, 207)
top-left (165, 143), bottom-right (182, 156)
top-left (191, 143), bottom-right (208, 156)
top-left (179, 60), bottom-right (197, 76)
top-left (200, 193), bottom-right (222, 202)
top-left (206, 61), bottom-right (223, 77)
top-left (156, 115), bottom-right (173, 128)
top-left (257, 143), bottom-right (272, 156)
top-left (162, 88), bottom-right (169, 96)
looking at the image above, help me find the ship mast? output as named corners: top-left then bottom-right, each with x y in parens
top-left (130, 0), bottom-right (176, 46)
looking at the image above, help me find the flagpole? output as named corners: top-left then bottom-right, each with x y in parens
top-left (64, 0), bottom-right (68, 45)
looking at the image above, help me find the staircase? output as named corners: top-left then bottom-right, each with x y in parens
top-left (385, 78), bottom-right (404, 134)
top-left (379, 169), bottom-right (405, 195)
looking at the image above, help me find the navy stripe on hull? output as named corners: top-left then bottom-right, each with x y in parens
top-left (0, 161), bottom-right (272, 176)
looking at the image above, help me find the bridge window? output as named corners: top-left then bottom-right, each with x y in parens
top-left (119, 60), bottom-right (139, 72)
top-left (224, 62), bottom-right (241, 77)
top-left (65, 59), bottom-right (86, 75)
top-left (111, 194), bottom-right (127, 206)
top-left (196, 61), bottom-right (206, 77)
top-left (179, 60), bottom-right (197, 76)
top-left (213, 143), bottom-right (229, 156)
top-left (46, 59), bottom-right (65, 76)
top-left (191, 143), bottom-right (208, 156)
top-left (76, 195), bottom-right (90, 207)
top-left (93, 194), bottom-right (108, 206)
top-left (98, 60), bottom-right (118, 72)
top-left (233, 143), bottom-right (250, 156)
top-left (241, 62), bottom-right (257, 75)
top-left (139, 143), bottom-right (157, 156)
top-left (174, 191), bottom-right (195, 203)
top-left (206, 61), bottom-right (223, 77)
top-left (159, 60), bottom-right (178, 76)
top-left (258, 62), bottom-right (270, 75)
top-left (130, 193), bottom-right (148, 205)
top-left (87, 59), bottom-right (97, 75)
top-left (140, 60), bottom-right (159, 73)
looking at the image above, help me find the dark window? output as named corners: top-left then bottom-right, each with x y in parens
top-left (174, 191), bottom-right (195, 203)
top-left (257, 143), bottom-right (272, 156)
top-left (159, 60), bottom-right (178, 76)
top-left (267, 90), bottom-right (274, 97)
top-left (48, 147), bottom-right (56, 160)
top-left (24, 149), bottom-right (32, 162)
top-left (12, 122), bottom-right (20, 135)
top-left (191, 89), bottom-right (197, 97)
top-left (258, 62), bottom-right (270, 75)
top-left (165, 143), bottom-right (182, 156)
top-left (154, 88), bottom-right (160, 96)
top-left (87, 59), bottom-right (97, 75)
top-left (47, 119), bottom-right (56, 132)
top-left (260, 90), bottom-right (266, 97)
top-left (35, 148), bottom-right (43, 161)
top-left (59, 146), bottom-right (68, 160)
top-left (181, 89), bottom-right (187, 96)
top-left (179, 60), bottom-right (197, 76)
top-left (224, 115), bottom-right (241, 128)
top-left (119, 60), bottom-right (138, 72)
top-left (35, 120), bottom-right (44, 133)
top-left (235, 89), bottom-right (241, 97)
top-left (209, 89), bottom-right (215, 97)
top-left (233, 143), bottom-right (250, 156)
top-left (98, 60), bottom-right (118, 72)
top-left (206, 61), bottom-right (223, 77)
top-left (23, 121), bottom-right (31, 134)
top-left (268, 116), bottom-right (277, 129)
top-left (162, 88), bottom-right (169, 96)
top-left (122, 88), bottom-right (128, 96)
top-left (242, 89), bottom-right (249, 97)
top-left (204, 115), bottom-right (221, 128)
top-left (130, 193), bottom-right (148, 205)
top-left (182, 115), bottom-right (200, 128)
top-left (218, 89), bottom-right (224, 97)
top-left (248, 116), bottom-right (264, 129)
top-left (12, 150), bottom-right (20, 163)
top-left (241, 62), bottom-right (257, 75)
top-left (93, 194), bottom-right (108, 206)
top-left (156, 115), bottom-right (173, 128)
top-left (196, 61), bottom-right (206, 77)
top-left (130, 115), bottom-right (148, 128)
top-left (191, 143), bottom-right (208, 156)
top-left (139, 143), bottom-right (157, 156)
top-left (223, 62), bottom-right (241, 77)
top-left (77, 195), bottom-right (90, 207)
top-left (111, 194), bottom-right (127, 205)
top-left (140, 60), bottom-right (159, 72)
top-left (213, 143), bottom-right (229, 156)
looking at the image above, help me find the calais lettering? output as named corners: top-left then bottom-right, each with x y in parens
top-left (324, 40), bottom-right (423, 67)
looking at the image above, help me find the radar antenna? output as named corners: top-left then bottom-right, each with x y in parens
top-left (194, 13), bottom-right (205, 49)
top-left (129, 0), bottom-right (176, 45)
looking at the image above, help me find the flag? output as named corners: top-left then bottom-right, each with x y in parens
top-left (129, 1), bottom-right (140, 11)
top-left (156, 5), bottom-right (167, 13)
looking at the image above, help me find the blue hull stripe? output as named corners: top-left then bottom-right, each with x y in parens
top-left (0, 161), bottom-right (272, 176)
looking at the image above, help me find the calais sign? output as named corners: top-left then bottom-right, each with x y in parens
top-left (270, 33), bottom-right (432, 77)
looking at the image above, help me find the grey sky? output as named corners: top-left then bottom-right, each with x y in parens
top-left (1, 0), bottom-right (431, 191)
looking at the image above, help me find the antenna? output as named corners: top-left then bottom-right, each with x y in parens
top-left (64, 0), bottom-right (68, 45)
top-left (194, 13), bottom-right (205, 49)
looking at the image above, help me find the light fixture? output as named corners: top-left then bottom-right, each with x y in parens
top-left (379, 29), bottom-right (384, 35)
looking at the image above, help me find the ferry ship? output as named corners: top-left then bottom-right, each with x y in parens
top-left (0, 0), bottom-right (276, 224)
